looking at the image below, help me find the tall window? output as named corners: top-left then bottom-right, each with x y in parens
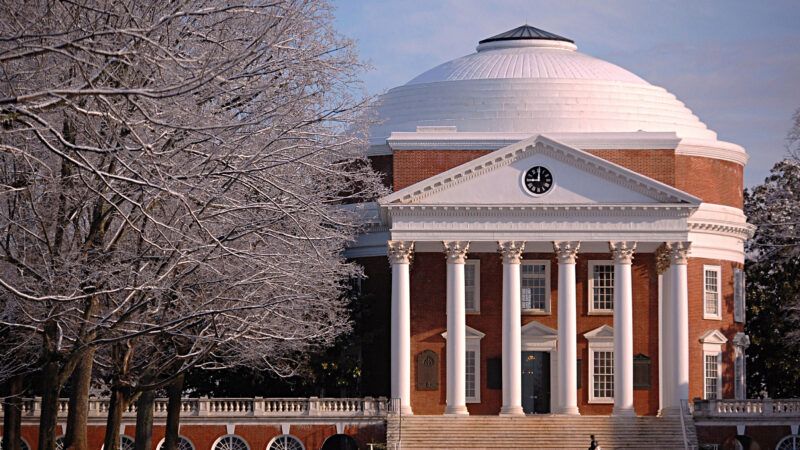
top-left (592, 350), bottom-right (614, 401)
top-left (589, 262), bottom-right (614, 313)
top-left (704, 353), bottom-right (721, 399)
top-left (465, 350), bottom-right (477, 401)
top-left (465, 260), bottom-right (480, 312)
top-left (521, 261), bottom-right (550, 313)
top-left (704, 266), bottom-right (721, 319)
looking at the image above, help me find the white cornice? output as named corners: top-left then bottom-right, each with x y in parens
top-left (370, 131), bottom-right (748, 166)
top-left (386, 203), bottom-right (696, 218)
top-left (380, 134), bottom-right (702, 206)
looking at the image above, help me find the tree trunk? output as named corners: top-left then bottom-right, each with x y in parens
top-left (163, 374), bottom-right (184, 450)
top-left (64, 348), bottom-right (95, 450)
top-left (37, 360), bottom-right (61, 450)
top-left (133, 390), bottom-right (155, 450)
top-left (2, 375), bottom-right (24, 450)
top-left (102, 385), bottom-right (127, 450)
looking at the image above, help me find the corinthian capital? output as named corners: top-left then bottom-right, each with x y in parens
top-left (609, 241), bottom-right (636, 264)
top-left (667, 241), bottom-right (691, 265)
top-left (388, 240), bottom-right (414, 265)
top-left (443, 241), bottom-right (470, 264)
top-left (655, 244), bottom-right (672, 275)
top-left (553, 241), bottom-right (580, 264)
top-left (498, 241), bottom-right (525, 264)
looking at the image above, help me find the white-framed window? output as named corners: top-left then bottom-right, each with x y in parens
top-left (776, 435), bottom-right (800, 450)
top-left (734, 268), bottom-right (745, 323)
top-left (588, 261), bottom-right (614, 314)
top-left (267, 435), bottom-right (304, 450)
top-left (465, 259), bottom-right (480, 313)
top-left (703, 352), bottom-right (722, 399)
top-left (521, 260), bottom-right (550, 313)
top-left (584, 324), bottom-right (614, 403)
top-left (212, 435), bottom-right (249, 450)
top-left (699, 329), bottom-right (727, 400)
top-left (704, 265), bottom-right (722, 320)
top-left (157, 437), bottom-right (195, 450)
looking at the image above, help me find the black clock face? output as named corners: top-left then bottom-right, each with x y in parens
top-left (524, 166), bottom-right (553, 195)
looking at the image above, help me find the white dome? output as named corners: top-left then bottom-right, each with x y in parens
top-left (370, 26), bottom-right (717, 144)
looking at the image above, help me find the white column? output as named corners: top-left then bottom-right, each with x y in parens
top-left (389, 240), bottom-right (414, 415)
top-left (609, 241), bottom-right (636, 416)
top-left (668, 242), bottom-right (691, 412)
top-left (656, 247), bottom-right (673, 415)
top-left (444, 241), bottom-right (470, 415)
top-left (554, 241), bottom-right (580, 415)
top-left (499, 241), bottom-right (525, 416)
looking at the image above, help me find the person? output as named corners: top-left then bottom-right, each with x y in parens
top-left (588, 434), bottom-right (602, 450)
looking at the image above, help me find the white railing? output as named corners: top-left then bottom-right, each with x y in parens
top-left (693, 398), bottom-right (800, 418)
top-left (16, 396), bottom-right (388, 420)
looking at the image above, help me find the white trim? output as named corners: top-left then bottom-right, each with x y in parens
top-left (588, 261), bottom-right (615, 315)
top-left (584, 325), bottom-right (615, 404)
top-left (465, 259), bottom-right (481, 313)
top-left (520, 260), bottom-right (551, 314)
top-left (703, 265), bottom-right (722, 320)
top-left (266, 435), bottom-right (305, 450)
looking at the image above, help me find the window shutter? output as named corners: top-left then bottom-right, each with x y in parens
top-left (576, 359), bottom-right (582, 389)
top-left (734, 269), bottom-right (745, 323)
top-left (487, 357), bottom-right (502, 389)
top-left (633, 354), bottom-right (651, 389)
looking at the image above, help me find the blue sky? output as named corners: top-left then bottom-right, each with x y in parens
top-left (332, 0), bottom-right (800, 187)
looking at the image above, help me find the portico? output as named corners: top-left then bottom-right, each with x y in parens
top-left (380, 135), bottom-right (702, 416)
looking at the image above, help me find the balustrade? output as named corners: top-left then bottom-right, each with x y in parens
top-left (693, 398), bottom-right (800, 418)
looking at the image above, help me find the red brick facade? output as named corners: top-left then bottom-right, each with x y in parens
top-left (387, 149), bottom-right (744, 208)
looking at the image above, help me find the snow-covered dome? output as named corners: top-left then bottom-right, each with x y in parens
top-left (369, 25), bottom-right (718, 144)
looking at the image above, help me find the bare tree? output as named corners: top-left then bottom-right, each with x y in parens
top-left (0, 1), bottom-right (383, 449)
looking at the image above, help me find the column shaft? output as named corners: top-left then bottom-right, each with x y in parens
top-left (555, 241), bottom-right (580, 415)
top-left (660, 264), bottom-right (674, 414)
top-left (444, 241), bottom-right (469, 415)
top-left (389, 241), bottom-right (414, 415)
top-left (669, 243), bottom-right (691, 410)
top-left (610, 241), bottom-right (636, 416)
top-left (499, 241), bottom-right (525, 416)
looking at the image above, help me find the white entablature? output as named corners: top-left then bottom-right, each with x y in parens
top-left (379, 135), bottom-right (701, 244)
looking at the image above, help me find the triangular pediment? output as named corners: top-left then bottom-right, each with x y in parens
top-left (584, 325), bottom-right (614, 341)
top-left (380, 135), bottom-right (700, 207)
top-left (441, 325), bottom-right (485, 340)
top-left (521, 321), bottom-right (557, 338)
top-left (699, 329), bottom-right (728, 345)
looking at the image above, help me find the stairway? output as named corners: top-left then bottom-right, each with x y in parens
top-left (386, 414), bottom-right (698, 449)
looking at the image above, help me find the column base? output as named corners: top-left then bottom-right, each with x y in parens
top-left (555, 406), bottom-right (580, 415)
top-left (397, 405), bottom-right (413, 416)
top-left (444, 405), bottom-right (469, 415)
top-left (611, 406), bottom-right (636, 417)
top-left (499, 405), bottom-right (525, 416)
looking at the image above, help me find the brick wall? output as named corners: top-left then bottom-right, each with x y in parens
top-left (390, 149), bottom-right (744, 208)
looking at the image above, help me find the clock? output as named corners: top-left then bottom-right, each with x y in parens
top-left (524, 166), bottom-right (553, 195)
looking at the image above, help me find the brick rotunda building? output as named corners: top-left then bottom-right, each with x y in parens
top-left (349, 24), bottom-right (754, 420)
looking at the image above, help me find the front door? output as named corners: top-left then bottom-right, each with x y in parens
top-left (522, 351), bottom-right (551, 414)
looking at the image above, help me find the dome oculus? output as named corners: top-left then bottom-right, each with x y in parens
top-left (524, 166), bottom-right (553, 195)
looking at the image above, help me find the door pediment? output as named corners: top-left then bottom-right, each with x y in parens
top-left (380, 135), bottom-right (700, 207)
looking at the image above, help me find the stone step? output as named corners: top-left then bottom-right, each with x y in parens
top-left (386, 415), bottom-right (697, 449)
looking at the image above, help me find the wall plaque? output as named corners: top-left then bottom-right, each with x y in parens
top-left (416, 350), bottom-right (439, 390)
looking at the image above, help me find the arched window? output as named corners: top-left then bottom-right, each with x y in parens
top-left (320, 434), bottom-right (358, 450)
top-left (100, 436), bottom-right (135, 450)
top-left (266, 435), bottom-right (304, 450)
top-left (156, 436), bottom-right (195, 450)
top-left (0, 437), bottom-right (31, 450)
top-left (212, 435), bottom-right (249, 450)
top-left (777, 435), bottom-right (800, 450)
top-left (55, 436), bottom-right (65, 450)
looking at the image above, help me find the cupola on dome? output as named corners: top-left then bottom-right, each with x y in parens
top-left (370, 25), bottom-right (719, 145)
